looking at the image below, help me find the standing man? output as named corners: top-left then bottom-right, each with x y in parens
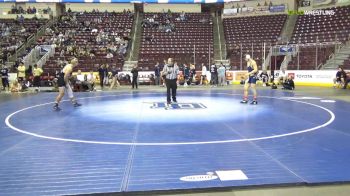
top-left (53, 58), bottom-right (82, 111)
top-left (1, 65), bottom-right (10, 91)
top-left (210, 63), bottom-right (218, 87)
top-left (131, 64), bottom-right (139, 89)
top-left (98, 64), bottom-right (105, 90)
top-left (162, 58), bottom-right (179, 105)
top-left (200, 63), bottom-right (207, 85)
top-left (241, 54), bottom-right (258, 105)
top-left (33, 64), bottom-right (43, 92)
top-left (154, 62), bottom-right (160, 86)
top-left (183, 63), bottom-right (190, 86)
top-left (17, 63), bottom-right (26, 82)
top-left (217, 63), bottom-right (226, 86)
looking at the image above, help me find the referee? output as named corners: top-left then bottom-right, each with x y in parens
top-left (162, 58), bottom-right (179, 105)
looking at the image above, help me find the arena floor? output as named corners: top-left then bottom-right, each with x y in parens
top-left (0, 85), bottom-right (350, 196)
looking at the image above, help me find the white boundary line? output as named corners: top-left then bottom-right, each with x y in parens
top-left (4, 93), bottom-right (335, 146)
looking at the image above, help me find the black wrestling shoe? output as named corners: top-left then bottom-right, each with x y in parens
top-left (73, 102), bottom-right (82, 107)
top-left (53, 104), bottom-right (61, 111)
top-left (250, 100), bottom-right (258, 105)
top-left (172, 100), bottom-right (177, 103)
top-left (240, 100), bottom-right (248, 104)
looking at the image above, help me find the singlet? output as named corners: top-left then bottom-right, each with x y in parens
top-left (247, 61), bottom-right (257, 77)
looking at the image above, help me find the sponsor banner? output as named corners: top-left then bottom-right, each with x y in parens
top-left (274, 70), bottom-right (336, 84)
top-left (269, 4), bottom-right (285, 12)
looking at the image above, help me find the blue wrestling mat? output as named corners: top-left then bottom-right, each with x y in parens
top-left (0, 89), bottom-right (350, 195)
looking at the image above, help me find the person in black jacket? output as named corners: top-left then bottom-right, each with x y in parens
top-left (98, 64), bottom-right (105, 89)
top-left (131, 65), bottom-right (139, 89)
top-left (1, 65), bottom-right (10, 91)
top-left (282, 75), bottom-right (295, 90)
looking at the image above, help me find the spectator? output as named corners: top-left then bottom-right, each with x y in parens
top-left (259, 70), bottom-right (270, 86)
top-left (131, 65), bottom-right (139, 89)
top-left (200, 63), bottom-right (207, 85)
top-left (1, 65), bottom-right (10, 91)
top-left (86, 70), bottom-right (96, 91)
top-left (10, 79), bottom-right (21, 93)
top-left (333, 66), bottom-right (347, 88)
top-left (109, 66), bottom-right (120, 89)
top-left (98, 64), bottom-right (106, 89)
top-left (343, 72), bottom-right (350, 89)
top-left (210, 63), bottom-right (218, 87)
top-left (218, 63), bottom-right (226, 86)
top-left (183, 63), bottom-right (190, 86)
top-left (106, 51), bottom-right (114, 59)
top-left (17, 63), bottom-right (26, 82)
top-left (153, 62), bottom-right (161, 86)
top-left (282, 75), bottom-right (295, 90)
top-left (33, 64), bottom-right (43, 92)
top-left (76, 70), bottom-right (86, 91)
top-left (190, 64), bottom-right (197, 85)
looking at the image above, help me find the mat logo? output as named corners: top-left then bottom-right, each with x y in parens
top-left (180, 172), bottom-right (218, 182)
top-left (150, 102), bottom-right (207, 110)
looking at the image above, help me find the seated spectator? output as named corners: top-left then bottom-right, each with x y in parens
top-left (259, 70), bottom-right (270, 86)
top-left (76, 70), bottom-right (88, 91)
top-left (282, 75), bottom-right (295, 90)
top-left (86, 70), bottom-right (96, 92)
top-left (333, 66), bottom-right (347, 88)
top-left (277, 69), bottom-right (287, 85)
top-left (106, 51), bottom-right (114, 59)
top-left (343, 72), bottom-right (350, 89)
top-left (10, 80), bottom-right (21, 93)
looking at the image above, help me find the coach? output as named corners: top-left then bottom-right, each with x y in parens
top-left (162, 58), bottom-right (179, 105)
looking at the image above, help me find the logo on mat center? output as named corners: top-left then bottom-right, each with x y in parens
top-left (149, 102), bottom-right (207, 110)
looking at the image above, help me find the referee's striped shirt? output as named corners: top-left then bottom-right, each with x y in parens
top-left (162, 64), bottom-right (179, 80)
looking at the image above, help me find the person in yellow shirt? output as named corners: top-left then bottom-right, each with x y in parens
top-left (17, 63), bottom-right (26, 82)
top-left (33, 64), bottom-right (43, 92)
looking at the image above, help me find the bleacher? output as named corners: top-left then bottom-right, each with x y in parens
top-left (0, 18), bottom-right (47, 59)
top-left (42, 12), bottom-right (133, 74)
top-left (138, 12), bottom-right (213, 70)
top-left (287, 6), bottom-right (350, 70)
top-left (223, 14), bottom-right (287, 70)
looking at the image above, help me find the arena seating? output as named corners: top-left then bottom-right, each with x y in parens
top-left (0, 18), bottom-right (47, 61)
top-left (287, 45), bottom-right (335, 70)
top-left (287, 6), bottom-right (350, 70)
top-left (343, 58), bottom-right (350, 70)
top-left (223, 14), bottom-right (287, 70)
top-left (138, 12), bottom-right (213, 70)
top-left (41, 12), bottom-right (133, 74)
top-left (290, 5), bottom-right (350, 44)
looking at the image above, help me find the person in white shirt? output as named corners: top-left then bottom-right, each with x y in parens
top-left (200, 63), bottom-right (207, 85)
top-left (86, 70), bottom-right (95, 91)
top-left (106, 52), bottom-right (114, 59)
top-left (76, 70), bottom-right (86, 91)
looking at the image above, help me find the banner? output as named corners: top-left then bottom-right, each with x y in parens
top-left (269, 5), bottom-right (286, 12)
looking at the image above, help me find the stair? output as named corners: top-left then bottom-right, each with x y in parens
top-left (280, 15), bottom-right (298, 43)
top-left (322, 44), bottom-right (350, 69)
top-left (212, 12), bottom-right (226, 61)
top-left (126, 11), bottom-right (142, 63)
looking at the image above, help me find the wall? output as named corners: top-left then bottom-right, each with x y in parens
top-left (231, 70), bottom-right (337, 86)
top-left (0, 14), bottom-right (50, 19)
top-left (143, 3), bottom-right (201, 13)
top-left (224, 0), bottom-right (297, 11)
top-left (0, 3), bottom-right (14, 15)
top-left (299, 0), bottom-right (350, 11)
top-left (65, 3), bottom-right (134, 12)
top-left (0, 3), bottom-right (57, 16)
